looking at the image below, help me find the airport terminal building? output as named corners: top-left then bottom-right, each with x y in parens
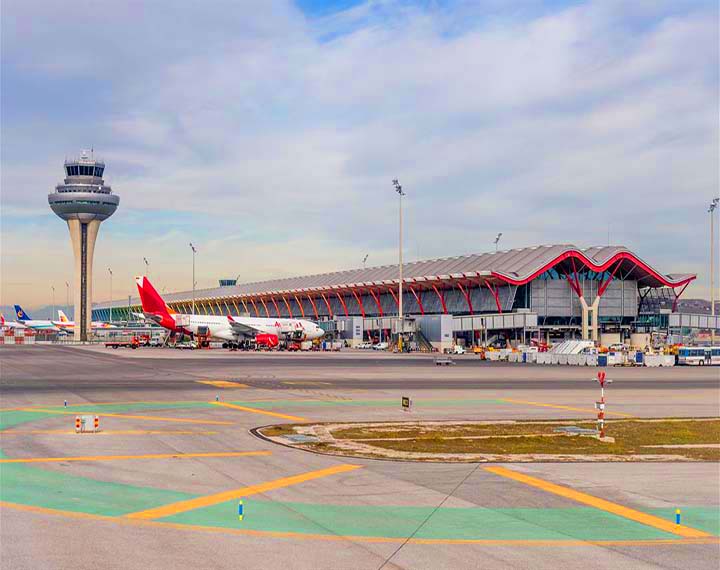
top-left (94, 244), bottom-right (715, 349)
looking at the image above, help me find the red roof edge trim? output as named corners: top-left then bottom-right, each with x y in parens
top-left (490, 250), bottom-right (696, 288)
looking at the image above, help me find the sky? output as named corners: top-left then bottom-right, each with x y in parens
top-left (1, 0), bottom-right (718, 312)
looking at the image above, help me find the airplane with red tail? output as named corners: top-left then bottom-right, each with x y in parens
top-left (135, 276), bottom-right (324, 348)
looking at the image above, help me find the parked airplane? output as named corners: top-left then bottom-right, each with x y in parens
top-left (52, 309), bottom-right (117, 331)
top-left (13, 305), bottom-right (59, 331)
top-left (1, 314), bottom-right (26, 329)
top-left (135, 276), bottom-right (324, 347)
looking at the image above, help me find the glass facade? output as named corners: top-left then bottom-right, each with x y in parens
top-left (66, 164), bottom-right (104, 177)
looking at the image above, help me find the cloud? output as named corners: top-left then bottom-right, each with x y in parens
top-left (1, 0), bottom-right (717, 307)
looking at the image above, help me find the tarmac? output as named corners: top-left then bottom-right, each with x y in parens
top-left (1, 344), bottom-right (718, 569)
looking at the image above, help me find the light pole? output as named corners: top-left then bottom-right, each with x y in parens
top-left (143, 257), bottom-right (150, 278)
top-left (393, 179), bottom-right (405, 351)
top-left (362, 254), bottom-right (368, 270)
top-left (190, 243), bottom-right (197, 315)
top-left (710, 198), bottom-right (719, 341)
top-left (51, 285), bottom-right (56, 321)
top-left (65, 281), bottom-right (70, 311)
top-left (494, 233), bottom-right (503, 252)
top-left (108, 268), bottom-right (113, 324)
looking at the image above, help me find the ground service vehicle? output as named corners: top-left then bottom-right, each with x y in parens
top-left (677, 346), bottom-right (720, 366)
top-left (105, 337), bottom-right (140, 349)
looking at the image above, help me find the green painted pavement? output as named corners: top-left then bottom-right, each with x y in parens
top-left (0, 411), bottom-right (59, 431)
top-left (0, 403), bottom-right (218, 431)
top-left (22, 402), bottom-right (216, 414)
top-left (2, 398), bottom-right (504, 422)
top-left (1, 404), bottom-right (202, 516)
top-left (2, 404), bottom-right (717, 542)
top-left (160, 500), bottom-right (679, 541)
top-left (0, 461), bottom-right (196, 516)
top-left (645, 508), bottom-right (720, 536)
top-left (227, 399), bottom-right (506, 409)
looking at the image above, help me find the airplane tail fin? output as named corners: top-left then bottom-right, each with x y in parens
top-left (58, 309), bottom-right (70, 322)
top-left (1, 314), bottom-right (5, 326)
top-left (14, 305), bottom-right (30, 320)
top-left (135, 276), bottom-right (171, 317)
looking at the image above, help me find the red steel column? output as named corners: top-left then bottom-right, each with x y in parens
top-left (409, 286), bottom-right (424, 315)
top-left (485, 282), bottom-right (502, 313)
top-left (259, 298), bottom-right (270, 318)
top-left (457, 282), bottom-right (473, 315)
top-left (282, 296), bottom-right (293, 318)
top-left (306, 294), bottom-right (319, 319)
top-left (320, 293), bottom-right (333, 318)
top-left (351, 290), bottom-right (366, 318)
top-left (293, 294), bottom-right (306, 318)
top-left (431, 284), bottom-right (447, 314)
top-left (270, 296), bottom-right (282, 317)
top-left (368, 289), bottom-right (384, 316)
top-left (336, 292), bottom-right (349, 317)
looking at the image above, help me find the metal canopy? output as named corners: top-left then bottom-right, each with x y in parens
top-left (98, 245), bottom-right (696, 308)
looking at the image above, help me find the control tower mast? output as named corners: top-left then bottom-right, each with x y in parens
top-left (48, 151), bottom-right (119, 341)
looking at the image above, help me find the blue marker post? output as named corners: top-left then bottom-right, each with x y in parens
top-left (238, 499), bottom-right (244, 522)
top-left (64, 400), bottom-right (68, 408)
top-left (675, 508), bottom-right (681, 525)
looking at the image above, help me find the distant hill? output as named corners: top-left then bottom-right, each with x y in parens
top-left (0, 305), bottom-right (73, 321)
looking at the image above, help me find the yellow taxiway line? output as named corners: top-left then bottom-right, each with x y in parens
top-left (210, 401), bottom-right (308, 422)
top-left (196, 381), bottom-right (249, 388)
top-left (0, 451), bottom-right (270, 464)
top-left (125, 463), bottom-right (362, 520)
top-left (484, 466), bottom-right (710, 539)
top-left (0, 430), bottom-right (219, 436)
top-left (501, 398), bottom-right (634, 417)
top-left (20, 409), bottom-right (234, 425)
top-left (1, 502), bottom-right (717, 547)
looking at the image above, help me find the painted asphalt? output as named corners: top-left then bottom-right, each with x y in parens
top-left (0, 345), bottom-right (718, 569)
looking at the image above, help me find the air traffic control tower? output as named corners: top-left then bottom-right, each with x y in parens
top-left (48, 151), bottom-right (119, 341)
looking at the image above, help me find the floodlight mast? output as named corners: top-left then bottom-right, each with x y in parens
top-left (494, 233), bottom-right (502, 252)
top-left (710, 198), bottom-right (719, 343)
top-left (393, 179), bottom-right (405, 351)
top-left (108, 268), bottom-right (113, 324)
top-left (189, 243), bottom-right (197, 315)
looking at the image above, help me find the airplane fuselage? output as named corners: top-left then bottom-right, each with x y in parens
top-left (53, 321), bottom-right (116, 331)
top-left (168, 314), bottom-right (324, 343)
top-left (16, 319), bottom-right (58, 331)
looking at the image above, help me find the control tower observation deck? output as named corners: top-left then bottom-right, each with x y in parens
top-left (48, 151), bottom-right (119, 341)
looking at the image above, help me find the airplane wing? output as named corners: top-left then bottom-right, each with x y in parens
top-left (227, 316), bottom-right (263, 336)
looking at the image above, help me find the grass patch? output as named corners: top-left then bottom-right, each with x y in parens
top-left (332, 423), bottom-right (574, 441)
top-left (263, 419), bottom-right (720, 461)
top-left (353, 419), bottom-right (720, 460)
top-left (260, 424), bottom-right (298, 437)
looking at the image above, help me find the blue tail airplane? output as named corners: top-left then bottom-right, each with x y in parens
top-left (13, 305), bottom-right (59, 331)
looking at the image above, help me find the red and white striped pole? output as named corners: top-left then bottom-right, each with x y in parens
top-left (594, 371), bottom-right (612, 438)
